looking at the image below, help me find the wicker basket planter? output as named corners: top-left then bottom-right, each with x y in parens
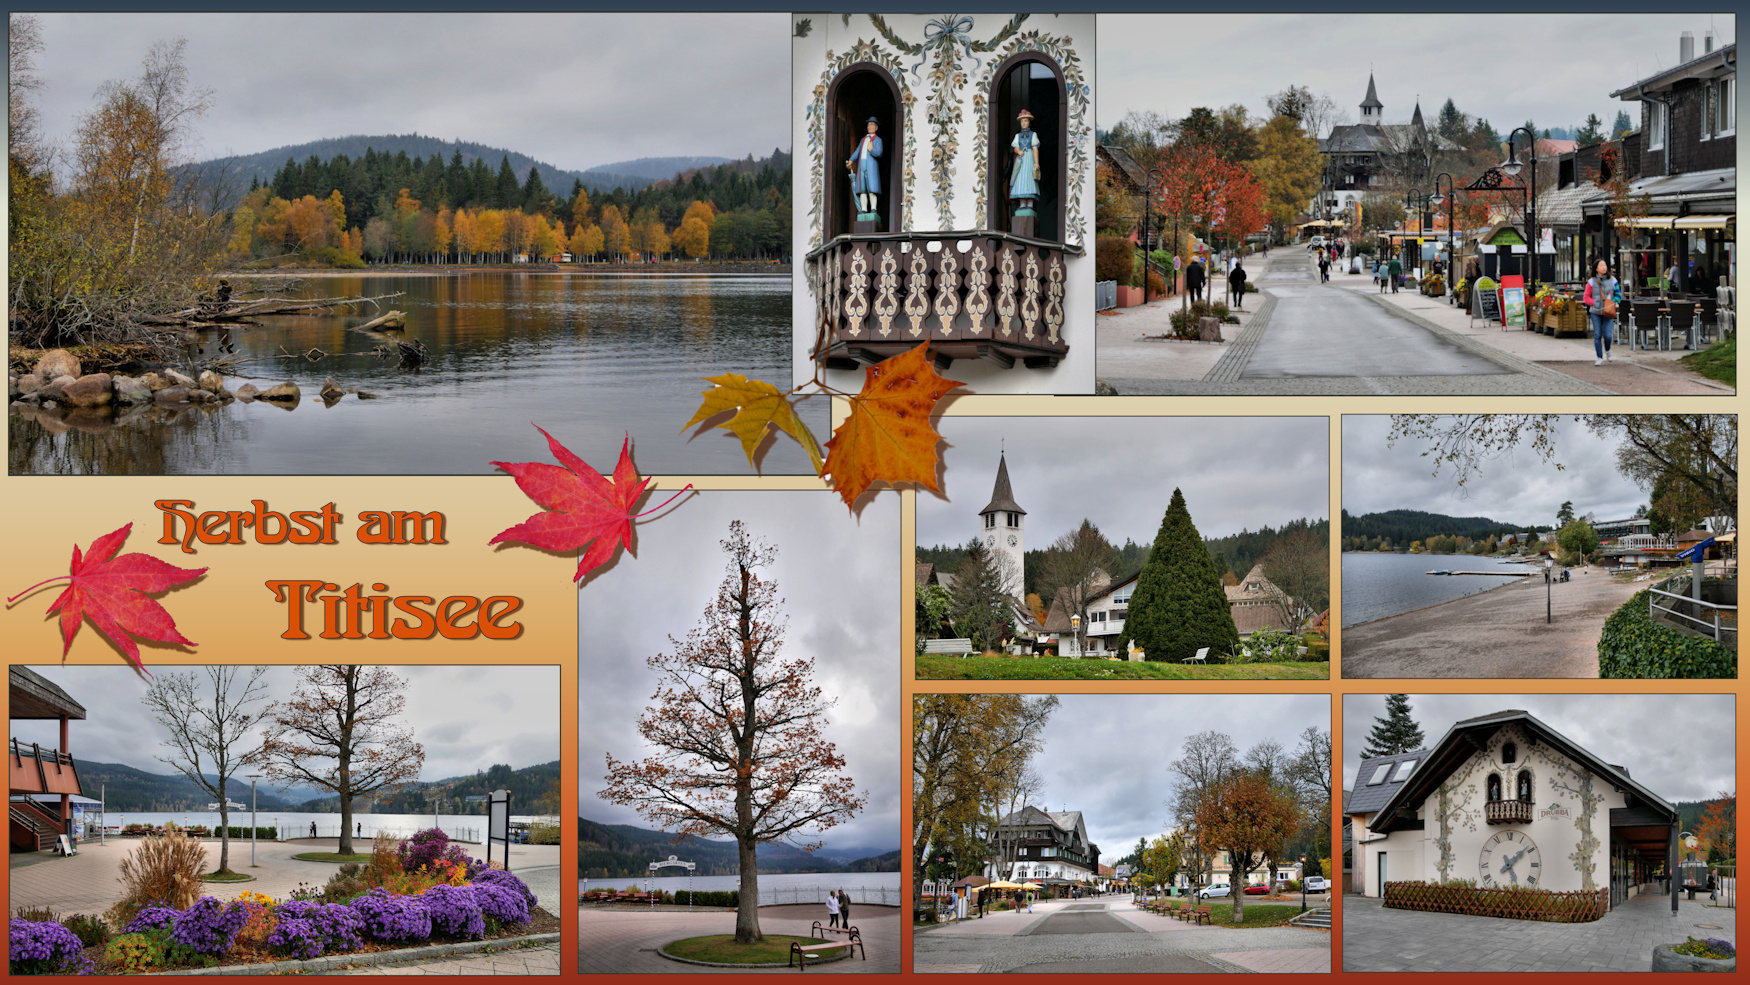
top-left (1381, 881), bottom-right (1608, 923)
top-left (1651, 944), bottom-right (1736, 973)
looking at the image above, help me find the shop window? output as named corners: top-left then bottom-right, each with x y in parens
top-left (987, 51), bottom-right (1067, 242)
top-left (825, 64), bottom-right (904, 238)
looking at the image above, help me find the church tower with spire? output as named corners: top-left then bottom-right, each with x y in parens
top-left (1360, 73), bottom-right (1383, 126)
top-left (978, 452), bottom-right (1027, 599)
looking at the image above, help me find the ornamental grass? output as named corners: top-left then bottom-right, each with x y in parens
top-left (110, 829), bottom-right (206, 926)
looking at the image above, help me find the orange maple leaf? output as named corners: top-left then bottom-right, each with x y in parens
top-left (822, 342), bottom-right (963, 508)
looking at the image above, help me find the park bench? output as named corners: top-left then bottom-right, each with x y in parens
top-left (811, 921), bottom-right (860, 941)
top-left (1190, 905), bottom-right (1213, 925)
top-left (1183, 647), bottom-right (1209, 664)
top-left (789, 928), bottom-right (864, 971)
top-left (922, 638), bottom-right (975, 657)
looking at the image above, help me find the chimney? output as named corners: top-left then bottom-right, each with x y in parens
top-left (1704, 30), bottom-right (1714, 54)
top-left (1680, 31), bottom-right (1695, 64)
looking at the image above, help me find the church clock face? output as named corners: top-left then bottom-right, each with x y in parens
top-left (1479, 830), bottom-right (1542, 887)
top-left (986, 534), bottom-right (996, 547)
top-left (1007, 534), bottom-right (1018, 547)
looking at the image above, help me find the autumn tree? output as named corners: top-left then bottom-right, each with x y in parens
top-left (143, 666), bottom-right (271, 877)
top-left (1169, 730), bottom-right (1237, 894)
top-left (1194, 767), bottom-right (1301, 922)
top-left (1697, 791), bottom-right (1735, 861)
top-left (1249, 114), bottom-right (1323, 236)
top-left (1260, 526), bottom-right (1330, 631)
top-left (601, 522), bottom-right (864, 945)
top-left (257, 666), bottom-right (426, 856)
top-left (1036, 520), bottom-right (1121, 650)
top-left (1118, 488), bottom-right (1239, 662)
top-left (1142, 833), bottom-right (1182, 893)
top-left (673, 200), bottom-right (715, 258)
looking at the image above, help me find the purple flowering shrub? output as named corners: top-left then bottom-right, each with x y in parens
top-left (472, 869), bottom-right (537, 916)
top-left (122, 906), bottom-right (180, 934)
top-left (468, 881), bottom-right (531, 926)
top-left (266, 904), bottom-right (363, 960)
top-left (420, 884), bottom-right (485, 939)
top-left (9, 918), bottom-right (93, 975)
top-left (171, 897), bottom-right (249, 955)
top-left (349, 889), bottom-right (432, 943)
top-left (396, 828), bottom-right (474, 875)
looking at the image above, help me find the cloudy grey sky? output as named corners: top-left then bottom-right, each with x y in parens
top-left (11, 664), bottom-right (559, 789)
top-left (578, 492), bottom-right (900, 854)
top-left (22, 13), bottom-right (788, 172)
top-left (918, 416), bottom-right (1329, 550)
top-left (1343, 416), bottom-right (1653, 529)
top-left (1342, 693), bottom-right (1734, 804)
top-left (1021, 694), bottom-right (1329, 866)
top-left (1101, 14), bottom-right (1735, 136)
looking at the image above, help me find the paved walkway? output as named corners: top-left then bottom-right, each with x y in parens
top-left (7, 839), bottom-right (562, 916)
top-left (913, 896), bottom-right (1330, 973)
top-left (332, 942), bottom-right (561, 975)
top-left (1342, 890), bottom-right (1735, 972)
top-left (577, 903), bottom-right (902, 974)
top-left (1099, 251), bottom-right (1731, 395)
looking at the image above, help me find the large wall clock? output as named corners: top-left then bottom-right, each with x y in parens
top-left (1479, 829), bottom-right (1542, 887)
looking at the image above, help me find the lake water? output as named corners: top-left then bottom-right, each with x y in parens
top-left (582, 870), bottom-right (902, 906)
top-left (1342, 552), bottom-right (1541, 626)
top-left (10, 271), bottom-right (822, 476)
top-left (81, 810), bottom-right (550, 845)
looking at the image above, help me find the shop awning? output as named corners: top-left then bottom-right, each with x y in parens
top-left (1672, 214), bottom-right (1734, 230)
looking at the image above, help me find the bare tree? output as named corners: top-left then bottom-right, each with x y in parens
top-left (143, 666), bottom-right (271, 876)
top-left (8, 14), bottom-right (47, 168)
top-left (1036, 521), bottom-right (1120, 653)
top-left (1260, 528), bottom-right (1330, 632)
top-left (602, 522), bottom-right (865, 944)
top-left (1168, 730), bottom-right (1238, 892)
top-left (257, 666), bottom-right (426, 856)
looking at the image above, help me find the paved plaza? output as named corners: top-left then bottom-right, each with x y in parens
top-left (7, 838), bottom-right (562, 918)
top-left (577, 902), bottom-right (902, 974)
top-left (1100, 251), bottom-right (1731, 396)
top-left (1342, 890), bottom-right (1736, 973)
top-left (912, 896), bottom-right (1331, 973)
top-left (332, 942), bottom-right (562, 975)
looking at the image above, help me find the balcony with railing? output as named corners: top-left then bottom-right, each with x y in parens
top-left (1485, 799), bottom-right (1534, 824)
top-left (9, 738), bottom-right (81, 796)
top-left (806, 231), bottom-right (1076, 369)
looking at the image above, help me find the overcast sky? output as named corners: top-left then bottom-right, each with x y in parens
top-left (918, 417), bottom-right (1329, 550)
top-left (1101, 14), bottom-right (1735, 136)
top-left (1342, 693), bottom-right (1734, 804)
top-left (1343, 416), bottom-right (1650, 529)
top-left (22, 13), bottom-right (788, 172)
top-left (578, 492), bottom-right (900, 854)
top-left (11, 665), bottom-right (559, 791)
top-left (1019, 694), bottom-right (1328, 866)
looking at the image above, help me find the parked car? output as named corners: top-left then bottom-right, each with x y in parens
top-left (1304, 877), bottom-right (1330, 892)
top-left (1198, 883), bottom-right (1232, 899)
top-left (1307, 235), bottom-right (1325, 249)
top-left (1242, 884), bottom-right (1271, 895)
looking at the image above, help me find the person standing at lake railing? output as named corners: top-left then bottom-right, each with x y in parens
top-left (825, 888), bottom-right (841, 928)
top-left (838, 889), bottom-right (851, 926)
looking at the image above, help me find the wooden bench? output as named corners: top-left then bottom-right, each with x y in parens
top-left (789, 929), bottom-right (863, 971)
top-left (1183, 647), bottom-right (1209, 664)
top-left (1190, 905), bottom-right (1213, 925)
top-left (922, 638), bottom-right (975, 657)
top-left (810, 921), bottom-right (859, 941)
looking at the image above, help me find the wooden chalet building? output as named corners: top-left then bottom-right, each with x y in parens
top-left (984, 805), bottom-right (1104, 891)
top-left (10, 667), bottom-right (85, 852)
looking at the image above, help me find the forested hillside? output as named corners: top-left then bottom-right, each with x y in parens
top-left (296, 761), bottom-right (560, 815)
top-left (579, 817), bottom-right (899, 878)
top-left (68, 761), bottom-right (304, 812)
top-left (1341, 509), bottom-right (1546, 552)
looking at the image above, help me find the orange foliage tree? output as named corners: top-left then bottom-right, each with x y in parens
top-left (601, 522), bottom-right (865, 944)
top-left (1192, 766), bottom-right (1301, 922)
top-left (1698, 790), bottom-right (1735, 861)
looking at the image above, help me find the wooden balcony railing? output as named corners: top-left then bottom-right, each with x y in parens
top-left (806, 231), bottom-right (1078, 370)
top-left (9, 738), bottom-right (81, 797)
top-left (1485, 799), bottom-right (1534, 824)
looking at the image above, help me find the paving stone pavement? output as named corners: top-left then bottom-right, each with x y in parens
top-left (914, 897), bottom-right (1330, 973)
top-left (577, 903), bottom-right (902, 974)
top-left (1341, 890), bottom-right (1735, 973)
top-left (330, 942), bottom-right (561, 975)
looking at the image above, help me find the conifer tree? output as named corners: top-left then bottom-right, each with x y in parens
top-left (1361, 694), bottom-right (1425, 758)
top-left (1117, 488), bottom-right (1238, 661)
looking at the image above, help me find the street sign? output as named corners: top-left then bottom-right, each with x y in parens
top-left (487, 789), bottom-right (511, 872)
top-left (1475, 287), bottom-right (1502, 324)
top-left (1502, 287), bottom-right (1526, 327)
top-left (1677, 538), bottom-right (1715, 562)
top-left (1173, 255), bottom-right (1182, 270)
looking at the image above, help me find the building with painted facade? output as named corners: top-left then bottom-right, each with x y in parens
top-left (984, 805), bottom-right (1104, 889)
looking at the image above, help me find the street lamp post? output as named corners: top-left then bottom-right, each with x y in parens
top-left (1301, 855), bottom-right (1308, 913)
top-left (1143, 166), bottom-right (1164, 305)
top-left (1429, 172), bottom-right (1457, 300)
top-left (1502, 127), bottom-right (1539, 293)
top-left (249, 776), bottom-right (258, 867)
top-left (1070, 612), bottom-right (1082, 659)
top-left (1545, 557), bottom-right (1555, 623)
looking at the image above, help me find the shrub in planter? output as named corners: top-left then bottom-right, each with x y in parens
top-left (59, 913), bottom-right (109, 950)
top-left (421, 884), bottom-right (485, 939)
top-left (470, 881), bottom-right (532, 926)
top-left (170, 896), bottom-right (250, 955)
top-left (266, 903), bottom-right (364, 959)
top-left (1653, 936), bottom-right (1735, 972)
top-left (1598, 589), bottom-right (1737, 679)
top-left (473, 869), bottom-right (538, 915)
top-left (350, 889), bottom-right (432, 943)
top-left (1095, 235), bottom-right (1135, 284)
top-left (9, 918), bottom-right (92, 975)
top-left (123, 906), bottom-right (181, 934)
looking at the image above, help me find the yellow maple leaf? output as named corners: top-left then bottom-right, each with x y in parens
top-left (822, 343), bottom-right (964, 508)
top-left (682, 373), bottom-right (824, 474)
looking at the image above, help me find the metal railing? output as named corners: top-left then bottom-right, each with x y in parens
top-left (278, 822), bottom-right (481, 844)
top-left (1095, 280), bottom-right (1117, 311)
top-left (1649, 573), bottom-right (1737, 647)
top-left (756, 885), bottom-right (901, 906)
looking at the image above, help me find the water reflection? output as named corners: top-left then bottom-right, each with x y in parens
top-left (10, 272), bottom-right (811, 475)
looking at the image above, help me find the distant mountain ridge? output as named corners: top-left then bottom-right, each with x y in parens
top-left (1342, 508), bottom-right (1548, 547)
top-left (579, 816), bottom-right (899, 878)
top-left (64, 761), bottom-right (312, 812)
top-left (296, 761), bottom-right (559, 815)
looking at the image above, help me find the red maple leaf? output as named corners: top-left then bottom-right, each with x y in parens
top-left (489, 426), bottom-right (691, 582)
top-left (6, 523), bottom-right (207, 673)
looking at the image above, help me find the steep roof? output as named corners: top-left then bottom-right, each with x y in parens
top-left (1611, 42), bottom-right (1736, 99)
top-left (1360, 73), bottom-right (1383, 110)
top-left (1345, 748), bottom-right (1428, 819)
top-left (979, 453), bottom-right (1027, 516)
top-left (1410, 100), bottom-right (1424, 126)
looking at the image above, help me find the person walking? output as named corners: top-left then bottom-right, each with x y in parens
top-left (1374, 259), bottom-right (1386, 292)
top-left (1185, 258), bottom-right (1205, 303)
top-left (826, 887), bottom-right (842, 928)
top-left (1228, 259), bottom-right (1247, 309)
top-left (310, 821), bottom-right (317, 839)
top-left (1317, 255), bottom-right (1330, 283)
top-left (839, 889), bottom-right (852, 927)
top-left (1583, 258), bottom-right (1622, 365)
top-left (1387, 255), bottom-right (1403, 293)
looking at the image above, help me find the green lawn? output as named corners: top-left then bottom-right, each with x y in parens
top-left (661, 935), bottom-right (847, 965)
top-left (1200, 901), bottom-right (1307, 928)
top-left (291, 851), bottom-right (374, 863)
top-left (1681, 334), bottom-right (1735, 388)
top-left (916, 654), bottom-right (1329, 681)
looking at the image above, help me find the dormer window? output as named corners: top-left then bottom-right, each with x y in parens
top-left (1502, 742), bottom-right (1517, 765)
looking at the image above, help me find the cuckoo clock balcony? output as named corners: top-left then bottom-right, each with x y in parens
top-left (1485, 799), bottom-right (1534, 824)
top-left (807, 231), bottom-right (1077, 370)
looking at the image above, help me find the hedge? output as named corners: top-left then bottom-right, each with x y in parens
top-left (1095, 236), bottom-right (1135, 284)
top-left (1383, 881), bottom-right (1608, 923)
top-left (671, 890), bottom-right (740, 908)
top-left (216, 826), bottom-right (279, 839)
top-left (1597, 589), bottom-right (1737, 679)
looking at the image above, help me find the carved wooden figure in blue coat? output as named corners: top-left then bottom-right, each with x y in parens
top-left (846, 117), bottom-right (883, 217)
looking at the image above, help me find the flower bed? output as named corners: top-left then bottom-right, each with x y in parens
top-left (1381, 881), bottom-right (1608, 923)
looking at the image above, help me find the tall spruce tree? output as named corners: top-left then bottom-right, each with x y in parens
top-left (1118, 488), bottom-right (1239, 661)
top-left (1361, 694), bottom-right (1426, 758)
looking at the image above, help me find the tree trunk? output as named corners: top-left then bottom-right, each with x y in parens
top-left (337, 724), bottom-right (354, 855)
top-left (735, 834), bottom-right (762, 943)
top-left (217, 777), bottom-right (230, 873)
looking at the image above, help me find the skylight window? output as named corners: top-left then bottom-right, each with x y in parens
top-left (1367, 764), bottom-right (1391, 785)
top-left (1392, 759), bottom-right (1417, 781)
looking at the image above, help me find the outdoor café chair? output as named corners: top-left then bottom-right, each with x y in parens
top-left (1629, 300), bottom-right (1663, 352)
top-left (1666, 300), bottom-right (1697, 350)
top-left (1694, 297), bottom-right (1718, 343)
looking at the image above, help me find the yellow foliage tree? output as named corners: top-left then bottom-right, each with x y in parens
top-left (569, 187), bottom-right (592, 228)
top-left (644, 221), bottom-right (670, 259)
top-left (569, 222), bottom-right (603, 260)
top-left (599, 205), bottom-right (629, 260)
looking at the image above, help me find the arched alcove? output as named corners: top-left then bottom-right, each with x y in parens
top-left (986, 51), bottom-right (1068, 242)
top-left (1516, 771), bottom-right (1533, 802)
top-left (826, 64), bottom-right (904, 238)
top-left (1486, 774), bottom-right (1503, 803)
